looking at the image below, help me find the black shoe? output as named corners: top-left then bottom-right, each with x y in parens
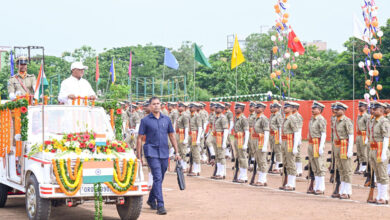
top-left (157, 206), bottom-right (167, 215)
top-left (147, 200), bottom-right (157, 210)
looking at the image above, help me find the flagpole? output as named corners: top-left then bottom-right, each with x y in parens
top-left (352, 39), bottom-right (355, 127)
top-left (161, 65), bottom-right (165, 99)
top-left (193, 52), bottom-right (196, 101)
top-left (41, 51), bottom-right (45, 146)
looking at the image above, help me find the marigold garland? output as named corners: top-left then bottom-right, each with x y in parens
top-left (67, 158), bottom-right (81, 181)
top-left (116, 158), bottom-right (128, 182)
top-left (52, 159), bottom-right (83, 196)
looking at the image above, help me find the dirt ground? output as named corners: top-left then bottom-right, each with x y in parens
top-left (1, 142), bottom-right (389, 220)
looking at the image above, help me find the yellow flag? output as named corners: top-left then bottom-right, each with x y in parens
top-left (231, 35), bottom-right (245, 70)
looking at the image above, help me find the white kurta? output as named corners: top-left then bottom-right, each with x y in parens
top-left (58, 76), bottom-right (96, 105)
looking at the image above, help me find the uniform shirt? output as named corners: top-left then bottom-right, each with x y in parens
top-left (161, 108), bottom-right (169, 116)
top-left (331, 115), bottom-right (337, 141)
top-left (357, 112), bottom-right (370, 133)
top-left (370, 116), bottom-right (390, 143)
top-left (58, 76), bottom-right (96, 104)
top-left (309, 114), bottom-right (327, 138)
top-left (129, 111), bottom-right (141, 128)
top-left (8, 73), bottom-right (36, 95)
top-left (226, 110), bottom-right (234, 125)
top-left (168, 109), bottom-right (179, 126)
top-left (137, 109), bottom-right (144, 119)
top-left (293, 112), bottom-right (303, 129)
top-left (283, 113), bottom-right (298, 135)
top-left (333, 115), bottom-right (353, 140)
top-left (190, 112), bottom-right (202, 131)
top-left (176, 112), bottom-right (190, 130)
top-left (213, 114), bottom-right (228, 132)
top-left (248, 112), bottom-right (257, 130)
top-left (209, 112), bottom-right (216, 130)
top-left (385, 113), bottom-right (390, 122)
top-left (138, 113), bottom-right (174, 159)
top-left (270, 111), bottom-right (283, 131)
top-left (254, 113), bottom-right (270, 134)
top-left (199, 110), bottom-right (208, 125)
top-left (234, 113), bottom-right (249, 133)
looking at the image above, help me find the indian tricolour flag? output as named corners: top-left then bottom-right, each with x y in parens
top-left (95, 134), bottom-right (107, 146)
top-left (34, 62), bottom-right (48, 100)
top-left (83, 161), bottom-right (114, 184)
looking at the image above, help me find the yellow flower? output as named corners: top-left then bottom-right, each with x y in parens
top-left (106, 149), bottom-right (112, 155)
top-left (90, 140), bottom-right (96, 145)
top-left (75, 147), bottom-right (82, 155)
top-left (44, 148), bottom-right (49, 153)
top-left (84, 158), bottom-right (89, 162)
top-left (107, 158), bottom-right (111, 161)
top-left (39, 144), bottom-right (43, 152)
top-left (97, 147), bottom-right (101, 154)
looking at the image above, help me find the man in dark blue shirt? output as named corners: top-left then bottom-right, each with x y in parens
top-left (137, 97), bottom-right (180, 215)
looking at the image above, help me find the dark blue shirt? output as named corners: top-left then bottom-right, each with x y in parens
top-left (138, 113), bottom-right (174, 159)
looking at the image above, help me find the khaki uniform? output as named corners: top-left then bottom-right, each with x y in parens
top-left (125, 111), bottom-right (141, 149)
top-left (8, 73), bottom-right (36, 96)
top-left (308, 114), bottom-right (327, 176)
top-left (161, 108), bottom-right (169, 116)
top-left (248, 112), bottom-right (257, 160)
top-left (212, 114), bottom-right (228, 166)
top-left (254, 113), bottom-right (270, 173)
top-left (233, 114), bottom-right (249, 169)
top-left (199, 109), bottom-right (209, 155)
top-left (282, 113), bottom-right (298, 176)
top-left (176, 112), bottom-right (190, 163)
top-left (270, 111), bottom-right (283, 164)
top-left (333, 115), bottom-right (354, 183)
top-left (189, 112), bottom-right (202, 164)
top-left (206, 112), bottom-right (216, 155)
top-left (369, 116), bottom-right (390, 185)
top-left (137, 109), bottom-right (144, 120)
top-left (357, 112), bottom-right (370, 164)
top-left (226, 110), bottom-right (234, 146)
top-left (293, 112), bottom-right (303, 163)
top-left (168, 109), bottom-right (179, 149)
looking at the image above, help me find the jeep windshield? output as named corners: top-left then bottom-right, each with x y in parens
top-left (28, 106), bottom-right (114, 143)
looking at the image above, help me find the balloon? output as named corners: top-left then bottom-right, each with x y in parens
top-left (275, 8), bottom-right (281, 13)
top-left (358, 61), bottom-right (365, 68)
top-left (282, 0), bottom-right (288, 3)
top-left (283, 13), bottom-right (289, 19)
top-left (364, 93), bottom-right (370, 100)
top-left (373, 53), bottom-right (378, 59)
top-left (373, 70), bottom-right (379, 76)
top-left (284, 53), bottom-right (290, 58)
top-left (294, 37), bottom-right (299, 43)
top-left (282, 18), bottom-right (288, 24)
top-left (276, 70), bottom-right (282, 76)
top-left (369, 70), bottom-right (374, 76)
top-left (287, 63), bottom-right (291, 70)
top-left (271, 35), bottom-right (276, 42)
top-left (367, 60), bottom-right (371, 66)
top-left (278, 36), bottom-right (283, 41)
top-left (377, 84), bottom-right (383, 91)
top-left (267, 91), bottom-right (273, 96)
top-left (273, 46), bottom-right (278, 54)
top-left (372, 20), bottom-right (379, 27)
top-left (294, 52), bottom-right (299, 57)
top-left (270, 72), bottom-right (276, 79)
top-left (371, 38), bottom-right (378, 46)
top-left (363, 47), bottom-right (370, 55)
top-left (277, 58), bottom-right (283, 63)
top-left (378, 53), bottom-right (383, 59)
top-left (272, 60), bottom-right (278, 65)
top-left (378, 31), bottom-right (384, 37)
top-left (292, 64), bottom-right (298, 70)
top-left (369, 88), bottom-right (376, 96)
top-left (365, 80), bottom-right (371, 86)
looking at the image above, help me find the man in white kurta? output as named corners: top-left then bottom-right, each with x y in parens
top-left (58, 62), bottom-right (96, 105)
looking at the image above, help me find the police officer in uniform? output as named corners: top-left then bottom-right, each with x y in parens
top-left (198, 103), bottom-right (209, 163)
top-left (279, 102), bottom-right (300, 191)
top-left (188, 103), bottom-right (203, 176)
top-left (161, 102), bottom-right (169, 115)
top-left (252, 102), bottom-right (270, 186)
top-left (168, 102), bottom-right (179, 157)
top-left (211, 103), bottom-right (229, 180)
top-left (125, 103), bottom-right (141, 149)
top-left (269, 102), bottom-right (283, 173)
top-left (291, 102), bottom-right (303, 177)
top-left (206, 102), bottom-right (217, 166)
top-left (176, 102), bottom-right (190, 172)
top-left (232, 102), bottom-right (250, 183)
top-left (8, 56), bottom-right (36, 100)
top-left (356, 101), bottom-right (370, 174)
top-left (367, 101), bottom-right (390, 204)
top-left (307, 101), bottom-right (327, 195)
top-left (332, 102), bottom-right (354, 199)
top-left (224, 102), bottom-right (234, 159)
top-left (248, 101), bottom-right (257, 170)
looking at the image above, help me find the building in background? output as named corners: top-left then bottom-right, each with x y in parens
top-left (0, 46), bottom-right (11, 70)
top-left (303, 40), bottom-right (327, 51)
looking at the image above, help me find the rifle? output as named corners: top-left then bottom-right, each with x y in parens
top-left (306, 160), bottom-right (315, 193)
top-left (268, 150), bottom-right (275, 173)
top-left (367, 164), bottom-right (375, 203)
top-left (329, 150), bottom-right (335, 183)
top-left (250, 160), bottom-right (257, 185)
top-left (364, 162), bottom-right (371, 187)
top-left (232, 158), bottom-right (239, 182)
top-left (188, 151), bottom-right (193, 174)
top-left (279, 163), bottom-right (287, 190)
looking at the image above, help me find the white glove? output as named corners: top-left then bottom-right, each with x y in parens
top-left (278, 128), bottom-right (282, 144)
top-left (9, 93), bottom-right (16, 100)
top-left (298, 129), bottom-right (302, 145)
top-left (209, 145), bottom-right (215, 156)
top-left (222, 129), bottom-right (229, 149)
top-left (365, 136), bottom-right (369, 145)
top-left (293, 132), bottom-right (299, 155)
top-left (347, 134), bottom-right (354, 158)
top-left (196, 127), bottom-right (202, 145)
top-left (183, 128), bottom-right (189, 145)
top-left (229, 121), bottom-right (234, 134)
top-left (382, 137), bottom-right (389, 163)
top-left (319, 132), bottom-right (326, 156)
top-left (242, 130), bottom-right (249, 150)
top-left (134, 123), bottom-right (140, 135)
top-left (263, 131), bottom-right (270, 152)
top-left (203, 122), bottom-right (208, 136)
top-left (173, 122), bottom-right (176, 133)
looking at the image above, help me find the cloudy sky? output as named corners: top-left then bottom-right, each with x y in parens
top-left (1, 0), bottom-right (389, 56)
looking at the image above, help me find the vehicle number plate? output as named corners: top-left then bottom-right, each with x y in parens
top-left (80, 184), bottom-right (112, 194)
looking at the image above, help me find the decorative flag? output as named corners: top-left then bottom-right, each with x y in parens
top-left (164, 48), bottom-right (179, 70)
top-left (95, 134), bottom-right (107, 146)
top-left (194, 44), bottom-right (212, 68)
top-left (83, 161), bottom-right (114, 184)
top-left (288, 29), bottom-right (305, 55)
top-left (353, 14), bottom-right (370, 44)
top-left (110, 58), bottom-right (116, 84)
top-left (34, 62), bottom-right (49, 100)
top-left (10, 50), bottom-right (14, 77)
top-left (231, 35), bottom-right (245, 70)
top-left (128, 51), bottom-right (132, 79)
top-left (95, 56), bottom-right (100, 83)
